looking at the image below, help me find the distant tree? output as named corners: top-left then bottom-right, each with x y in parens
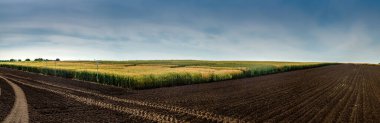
top-left (34, 58), bottom-right (44, 61)
top-left (10, 59), bottom-right (16, 62)
top-left (18, 59), bottom-right (22, 62)
top-left (56, 58), bottom-right (60, 61)
top-left (25, 58), bottom-right (31, 61)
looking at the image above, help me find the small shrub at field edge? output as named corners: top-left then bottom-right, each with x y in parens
top-left (0, 60), bottom-right (335, 89)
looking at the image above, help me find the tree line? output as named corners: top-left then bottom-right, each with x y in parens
top-left (0, 58), bottom-right (60, 62)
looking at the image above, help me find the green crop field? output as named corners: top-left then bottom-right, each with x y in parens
top-left (0, 60), bottom-right (334, 89)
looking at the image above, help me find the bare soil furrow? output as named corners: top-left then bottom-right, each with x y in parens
top-left (337, 72), bottom-right (361, 122)
top-left (306, 75), bottom-right (351, 122)
top-left (285, 74), bottom-right (350, 122)
top-left (239, 67), bottom-right (342, 121)
top-left (319, 71), bottom-right (357, 122)
top-left (257, 71), bottom-right (344, 122)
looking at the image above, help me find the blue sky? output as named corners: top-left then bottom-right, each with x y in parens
top-left (0, 0), bottom-right (379, 63)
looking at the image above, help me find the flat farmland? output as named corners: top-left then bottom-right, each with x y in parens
top-left (0, 64), bottom-right (379, 122)
top-left (0, 60), bottom-right (329, 89)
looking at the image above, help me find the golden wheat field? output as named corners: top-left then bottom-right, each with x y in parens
top-left (0, 60), bottom-right (330, 89)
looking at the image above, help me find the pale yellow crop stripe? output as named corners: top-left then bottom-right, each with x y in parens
top-left (0, 76), bottom-right (29, 123)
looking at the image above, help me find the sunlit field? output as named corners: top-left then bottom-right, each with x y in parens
top-left (0, 60), bottom-right (332, 89)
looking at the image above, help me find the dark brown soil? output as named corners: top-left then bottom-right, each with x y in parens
top-left (19, 83), bottom-right (149, 123)
top-left (0, 78), bottom-right (15, 120)
top-left (0, 64), bottom-right (379, 122)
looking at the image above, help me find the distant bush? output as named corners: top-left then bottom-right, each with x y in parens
top-left (25, 58), bottom-right (31, 61)
top-left (56, 58), bottom-right (60, 61)
top-left (9, 59), bottom-right (16, 62)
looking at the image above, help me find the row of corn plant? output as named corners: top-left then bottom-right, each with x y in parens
top-left (0, 62), bottom-right (335, 89)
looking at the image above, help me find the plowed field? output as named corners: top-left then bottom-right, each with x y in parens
top-left (0, 64), bottom-right (379, 122)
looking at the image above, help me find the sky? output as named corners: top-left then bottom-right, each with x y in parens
top-left (0, 0), bottom-right (379, 63)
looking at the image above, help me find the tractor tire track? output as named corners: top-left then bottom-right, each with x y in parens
top-left (3, 74), bottom-right (243, 123)
top-left (6, 77), bottom-right (186, 123)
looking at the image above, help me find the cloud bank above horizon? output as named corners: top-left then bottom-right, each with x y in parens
top-left (0, 0), bottom-right (380, 63)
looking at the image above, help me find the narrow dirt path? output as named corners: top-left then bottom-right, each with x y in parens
top-left (0, 76), bottom-right (29, 123)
